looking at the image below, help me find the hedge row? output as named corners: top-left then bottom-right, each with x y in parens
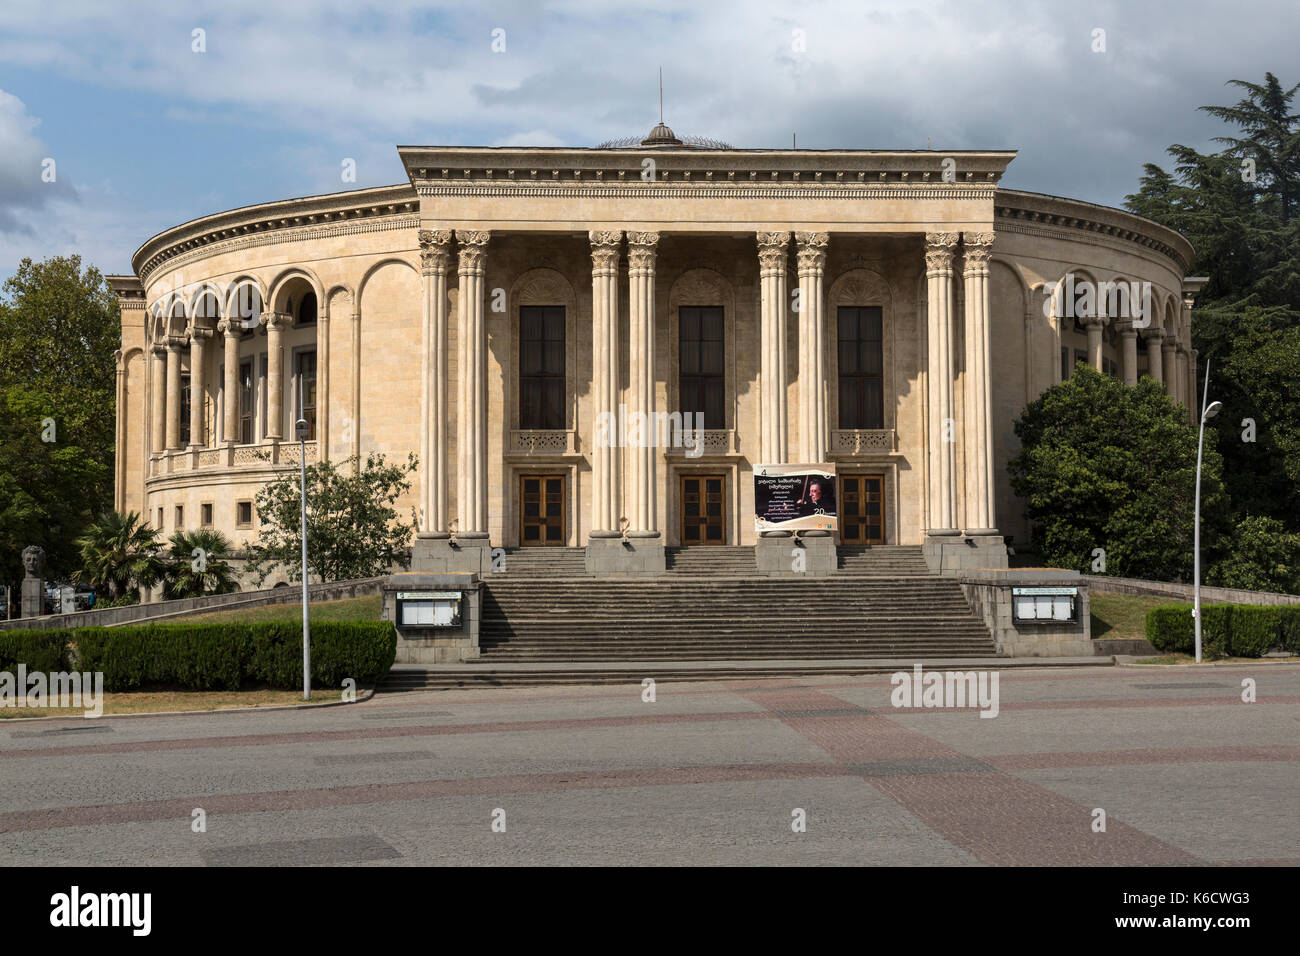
top-left (73, 621), bottom-right (397, 691)
top-left (0, 630), bottom-right (73, 673)
top-left (1145, 604), bottom-right (1300, 658)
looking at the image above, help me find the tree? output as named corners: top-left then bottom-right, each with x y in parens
top-left (163, 529), bottom-right (239, 599)
top-left (1207, 516), bottom-right (1300, 594)
top-left (1008, 365), bottom-right (1229, 582)
top-left (71, 511), bottom-right (167, 601)
top-left (0, 256), bottom-right (119, 596)
top-left (1125, 73), bottom-right (1300, 545)
top-left (245, 453), bottom-right (418, 585)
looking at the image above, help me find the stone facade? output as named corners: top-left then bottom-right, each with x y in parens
top-left (108, 133), bottom-right (1200, 584)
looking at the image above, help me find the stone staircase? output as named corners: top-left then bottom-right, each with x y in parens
top-left (379, 543), bottom-right (998, 691)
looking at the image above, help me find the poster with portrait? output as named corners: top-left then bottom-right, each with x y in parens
top-left (753, 464), bottom-right (837, 533)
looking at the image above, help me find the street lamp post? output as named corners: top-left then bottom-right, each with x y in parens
top-left (296, 377), bottom-right (311, 701)
top-left (1193, 358), bottom-right (1222, 664)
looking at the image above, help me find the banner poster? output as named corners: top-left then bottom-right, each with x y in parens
top-left (753, 464), bottom-right (838, 533)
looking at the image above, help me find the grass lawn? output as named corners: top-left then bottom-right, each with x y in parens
top-left (177, 594), bottom-right (381, 624)
top-left (0, 686), bottom-right (371, 719)
top-left (1089, 591), bottom-right (1189, 641)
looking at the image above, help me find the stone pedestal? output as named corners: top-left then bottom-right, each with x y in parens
top-left (585, 532), bottom-right (666, 576)
top-left (21, 577), bottom-right (44, 618)
top-left (959, 569), bottom-right (1091, 657)
top-left (410, 532), bottom-right (495, 575)
top-left (756, 531), bottom-right (836, 576)
top-left (923, 531), bottom-right (1008, 576)
top-left (381, 573), bottom-right (481, 663)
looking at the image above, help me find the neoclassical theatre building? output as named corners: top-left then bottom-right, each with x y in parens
top-left (109, 124), bottom-right (1201, 579)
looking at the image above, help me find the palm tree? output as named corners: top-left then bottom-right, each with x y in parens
top-left (163, 528), bottom-right (238, 599)
top-left (72, 511), bottom-right (166, 600)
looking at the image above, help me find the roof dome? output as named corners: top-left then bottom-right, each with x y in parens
top-left (641, 122), bottom-right (683, 146)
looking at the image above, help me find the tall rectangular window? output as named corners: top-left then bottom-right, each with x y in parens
top-left (679, 306), bottom-right (725, 429)
top-left (294, 349), bottom-right (317, 440)
top-left (238, 360), bottom-right (254, 444)
top-left (519, 306), bottom-right (565, 430)
top-left (179, 373), bottom-right (192, 445)
top-left (837, 306), bottom-right (884, 429)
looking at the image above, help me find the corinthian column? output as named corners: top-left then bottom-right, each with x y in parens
top-left (962, 231), bottom-right (996, 534)
top-left (925, 233), bottom-right (960, 533)
top-left (264, 311), bottom-right (291, 441)
top-left (627, 231), bottom-right (660, 535)
top-left (1163, 337), bottom-right (1178, 402)
top-left (455, 230), bottom-right (491, 535)
top-left (1117, 320), bottom-right (1138, 386)
top-left (150, 343), bottom-right (167, 454)
top-left (757, 231), bottom-right (790, 464)
top-left (795, 232), bottom-right (829, 463)
top-left (219, 318), bottom-right (240, 443)
top-left (590, 230), bottom-right (623, 534)
top-left (165, 336), bottom-right (184, 450)
top-left (188, 327), bottom-right (213, 448)
top-left (419, 229), bottom-right (453, 533)
top-left (1145, 328), bottom-right (1165, 386)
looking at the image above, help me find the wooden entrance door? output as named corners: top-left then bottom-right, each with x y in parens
top-left (841, 474), bottom-right (885, 544)
top-left (681, 474), bottom-right (726, 544)
top-left (520, 474), bottom-right (565, 546)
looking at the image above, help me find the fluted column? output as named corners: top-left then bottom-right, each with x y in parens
top-left (925, 233), bottom-right (960, 532)
top-left (1083, 317), bottom-right (1104, 372)
top-left (1188, 348), bottom-right (1200, 415)
top-left (114, 349), bottom-right (125, 512)
top-left (188, 328), bottom-right (212, 448)
top-left (590, 230), bottom-right (623, 533)
top-left (318, 295), bottom-right (330, 459)
top-left (1177, 346), bottom-right (1190, 412)
top-left (627, 231), bottom-right (660, 535)
top-left (962, 231), bottom-right (996, 533)
top-left (796, 232), bottom-right (829, 463)
top-left (165, 336), bottom-right (184, 450)
top-left (350, 304), bottom-right (361, 470)
top-left (264, 312), bottom-right (290, 441)
top-left (1162, 338), bottom-right (1177, 401)
top-left (1145, 328), bottom-right (1165, 386)
top-left (219, 318), bottom-right (240, 443)
top-left (150, 343), bottom-right (167, 454)
top-left (1118, 321), bottom-right (1139, 386)
top-left (757, 231), bottom-right (790, 464)
top-left (419, 229), bottom-right (453, 533)
top-left (455, 230), bottom-right (490, 535)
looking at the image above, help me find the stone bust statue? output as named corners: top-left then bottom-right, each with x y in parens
top-left (21, 545), bottom-right (45, 578)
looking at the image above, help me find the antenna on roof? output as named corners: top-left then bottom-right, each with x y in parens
top-left (659, 67), bottom-right (663, 124)
top-left (793, 132), bottom-right (797, 149)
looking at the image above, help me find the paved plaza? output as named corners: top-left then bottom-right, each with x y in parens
top-left (1, 664), bottom-right (1297, 866)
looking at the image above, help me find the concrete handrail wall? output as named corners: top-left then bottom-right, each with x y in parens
top-left (0, 577), bottom-right (384, 631)
top-left (1083, 575), bottom-right (1300, 606)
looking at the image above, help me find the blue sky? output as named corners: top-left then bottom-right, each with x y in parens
top-left (1, 0), bottom-right (1297, 277)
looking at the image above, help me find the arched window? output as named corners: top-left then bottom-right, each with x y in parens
top-left (296, 291), bottom-right (317, 326)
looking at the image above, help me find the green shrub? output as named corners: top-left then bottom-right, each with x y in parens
top-left (0, 630), bottom-right (73, 672)
top-left (1280, 606), bottom-right (1300, 655)
top-left (74, 621), bottom-right (396, 692)
top-left (1146, 606), bottom-right (1193, 653)
top-left (1229, 606), bottom-right (1282, 656)
top-left (1145, 602), bottom-right (1298, 658)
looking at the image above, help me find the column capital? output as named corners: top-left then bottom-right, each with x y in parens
top-left (924, 232), bottom-right (960, 273)
top-left (455, 230), bottom-right (490, 273)
top-left (1144, 326), bottom-right (1165, 342)
top-left (216, 317), bottom-right (241, 337)
top-left (419, 229), bottom-right (454, 275)
top-left (190, 326), bottom-right (215, 342)
top-left (1115, 319), bottom-right (1138, 336)
top-left (263, 311), bottom-right (292, 332)
top-left (961, 232), bottom-right (994, 274)
top-left (164, 335), bottom-right (187, 351)
top-left (627, 231), bottom-right (659, 269)
top-left (756, 231), bottom-right (789, 273)
top-left (150, 342), bottom-right (169, 356)
top-left (589, 230), bottom-right (623, 274)
top-left (795, 232), bottom-right (829, 275)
